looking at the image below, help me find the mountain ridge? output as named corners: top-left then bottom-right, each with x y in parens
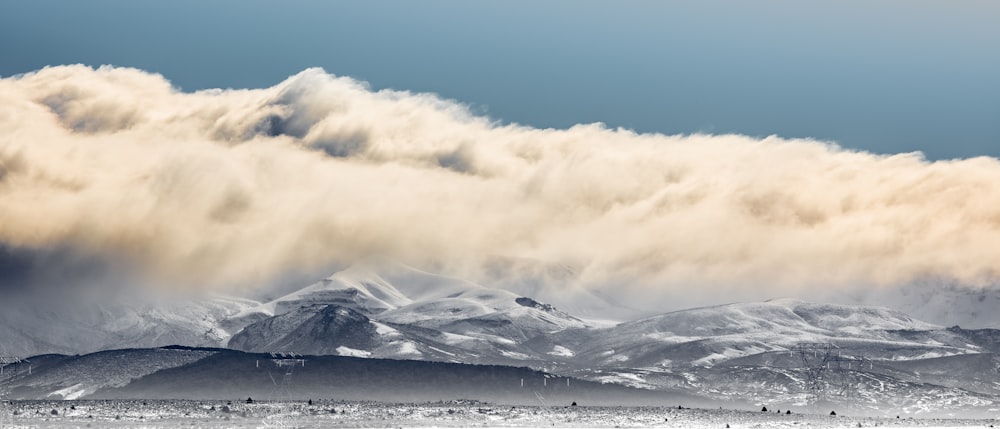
top-left (4, 264), bottom-right (1000, 413)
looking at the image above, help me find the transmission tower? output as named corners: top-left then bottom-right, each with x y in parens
top-left (262, 352), bottom-right (306, 428)
top-left (827, 353), bottom-right (873, 397)
top-left (790, 343), bottom-right (839, 404)
top-left (1, 354), bottom-right (28, 429)
top-left (268, 352), bottom-right (304, 400)
top-left (789, 343), bottom-right (874, 406)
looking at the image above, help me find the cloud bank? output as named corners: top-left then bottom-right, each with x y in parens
top-left (2, 65), bottom-right (999, 301)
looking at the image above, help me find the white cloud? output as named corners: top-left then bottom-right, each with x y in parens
top-left (2, 65), bottom-right (999, 304)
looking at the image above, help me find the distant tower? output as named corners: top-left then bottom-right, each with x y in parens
top-left (1, 354), bottom-right (27, 428)
top-left (0, 356), bottom-right (26, 376)
top-left (262, 352), bottom-right (306, 429)
top-left (790, 343), bottom-right (839, 405)
top-left (789, 343), bottom-right (870, 406)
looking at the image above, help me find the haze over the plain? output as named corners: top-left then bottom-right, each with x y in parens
top-left (2, 65), bottom-right (1000, 312)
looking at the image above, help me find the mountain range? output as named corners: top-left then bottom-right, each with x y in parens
top-left (2, 263), bottom-right (1000, 415)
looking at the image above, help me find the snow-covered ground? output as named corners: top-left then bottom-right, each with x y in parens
top-left (0, 400), bottom-right (996, 428)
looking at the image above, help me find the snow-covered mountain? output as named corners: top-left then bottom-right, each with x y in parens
top-left (559, 299), bottom-right (954, 370)
top-left (0, 290), bottom-right (257, 357)
top-left (839, 280), bottom-right (1000, 329)
top-left (214, 267), bottom-right (1000, 412)
top-left (226, 264), bottom-right (593, 364)
top-left (539, 299), bottom-right (1000, 413)
top-left (5, 263), bottom-right (1000, 412)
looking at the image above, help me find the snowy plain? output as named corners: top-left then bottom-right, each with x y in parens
top-left (1, 400), bottom-right (997, 429)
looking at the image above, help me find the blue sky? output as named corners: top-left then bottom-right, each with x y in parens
top-left (2, 0), bottom-right (998, 160)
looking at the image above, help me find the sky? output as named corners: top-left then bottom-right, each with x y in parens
top-left (1, 1), bottom-right (1000, 314)
top-left (2, 1), bottom-right (998, 160)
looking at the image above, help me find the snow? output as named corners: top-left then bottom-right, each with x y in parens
top-left (381, 298), bottom-right (495, 324)
top-left (607, 354), bottom-right (630, 362)
top-left (46, 383), bottom-right (90, 400)
top-left (575, 317), bottom-right (622, 328)
top-left (910, 350), bottom-right (962, 360)
top-left (257, 264), bottom-right (419, 318)
top-left (499, 350), bottom-right (532, 359)
top-left (372, 322), bottom-right (399, 336)
top-left (3, 400), bottom-right (995, 428)
top-left (394, 341), bottom-right (422, 356)
top-left (440, 331), bottom-right (482, 345)
top-left (694, 345), bottom-right (769, 366)
top-left (370, 262), bottom-right (504, 304)
top-left (644, 332), bottom-right (704, 343)
top-left (594, 371), bottom-right (649, 388)
top-left (549, 345), bottom-right (574, 357)
top-left (465, 333), bottom-right (517, 345)
top-left (335, 346), bottom-right (371, 358)
top-left (427, 346), bottom-right (456, 356)
top-left (509, 302), bottom-right (591, 328)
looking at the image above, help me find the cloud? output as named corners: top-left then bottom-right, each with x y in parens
top-left (2, 65), bottom-right (1000, 303)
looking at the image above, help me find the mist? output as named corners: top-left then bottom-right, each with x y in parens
top-left (2, 65), bottom-right (999, 307)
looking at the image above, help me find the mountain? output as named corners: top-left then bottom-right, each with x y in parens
top-left (559, 299), bottom-right (952, 370)
top-left (840, 280), bottom-right (1000, 329)
top-left (226, 264), bottom-right (593, 365)
top-left (475, 256), bottom-right (644, 321)
top-left (0, 348), bottom-right (216, 400)
top-left (229, 305), bottom-right (388, 357)
top-left (0, 289), bottom-right (257, 357)
top-left (0, 346), bottom-right (693, 406)
top-left (538, 299), bottom-right (1000, 415)
top-left (5, 264), bottom-right (1000, 413)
